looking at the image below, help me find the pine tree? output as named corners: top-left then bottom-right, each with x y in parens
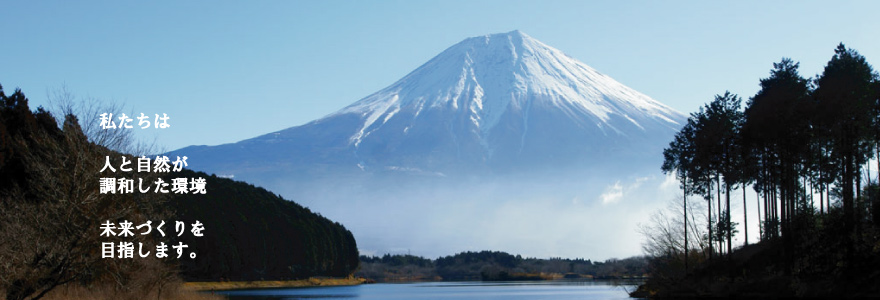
top-left (700, 91), bottom-right (743, 258)
top-left (814, 45), bottom-right (877, 247)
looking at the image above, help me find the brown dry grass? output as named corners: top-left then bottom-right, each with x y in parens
top-left (3, 282), bottom-right (226, 300)
top-left (183, 277), bottom-right (366, 291)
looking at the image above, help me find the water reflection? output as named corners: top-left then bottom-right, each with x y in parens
top-left (218, 280), bottom-right (639, 300)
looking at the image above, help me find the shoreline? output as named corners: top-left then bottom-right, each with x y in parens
top-left (183, 277), bottom-right (368, 291)
top-left (182, 275), bottom-right (646, 292)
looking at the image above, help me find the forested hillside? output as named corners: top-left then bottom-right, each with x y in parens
top-left (636, 44), bottom-right (880, 298)
top-left (0, 84), bottom-right (359, 300)
top-left (166, 171), bottom-right (359, 281)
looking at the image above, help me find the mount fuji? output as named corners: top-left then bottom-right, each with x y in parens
top-left (169, 31), bottom-right (687, 259)
top-left (175, 30), bottom-right (683, 179)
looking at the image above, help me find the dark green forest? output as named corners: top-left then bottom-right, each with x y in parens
top-left (0, 84), bottom-right (359, 300)
top-left (636, 44), bottom-right (880, 297)
top-left (166, 171), bottom-right (359, 281)
top-left (357, 251), bottom-right (647, 282)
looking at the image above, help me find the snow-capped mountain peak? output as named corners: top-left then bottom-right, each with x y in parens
top-left (171, 30), bottom-right (685, 179)
top-left (336, 30), bottom-right (681, 150)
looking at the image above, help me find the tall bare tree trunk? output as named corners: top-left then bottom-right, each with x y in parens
top-left (717, 175), bottom-right (723, 255)
top-left (708, 184), bottom-right (714, 261)
top-left (756, 190), bottom-right (762, 241)
top-left (726, 181), bottom-right (732, 259)
top-left (743, 185), bottom-right (748, 246)
top-left (684, 181), bottom-right (689, 271)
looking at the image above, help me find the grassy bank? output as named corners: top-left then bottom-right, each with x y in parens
top-left (1, 277), bottom-right (366, 299)
top-left (182, 277), bottom-right (367, 291)
top-left (5, 283), bottom-right (225, 300)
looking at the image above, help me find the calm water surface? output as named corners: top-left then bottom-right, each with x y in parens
top-left (218, 281), bottom-right (639, 300)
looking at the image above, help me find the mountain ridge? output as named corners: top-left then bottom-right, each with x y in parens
top-left (173, 30), bottom-right (685, 180)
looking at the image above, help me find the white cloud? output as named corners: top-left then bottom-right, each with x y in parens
top-left (598, 176), bottom-right (659, 205)
top-left (600, 181), bottom-right (624, 204)
top-left (660, 172), bottom-right (679, 191)
top-left (632, 176), bottom-right (652, 188)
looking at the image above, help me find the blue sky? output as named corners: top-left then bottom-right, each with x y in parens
top-left (2, 1), bottom-right (879, 151)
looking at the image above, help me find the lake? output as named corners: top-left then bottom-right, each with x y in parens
top-left (217, 280), bottom-right (640, 300)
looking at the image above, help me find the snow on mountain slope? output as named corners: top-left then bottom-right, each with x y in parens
top-left (338, 30), bottom-right (680, 141)
top-left (172, 30), bottom-right (686, 181)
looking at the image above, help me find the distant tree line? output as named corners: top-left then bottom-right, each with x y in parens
top-left (356, 251), bottom-right (647, 282)
top-left (641, 44), bottom-right (880, 297)
top-left (360, 254), bottom-right (433, 268)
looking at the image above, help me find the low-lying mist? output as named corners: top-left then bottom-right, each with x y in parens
top-left (263, 166), bottom-right (678, 260)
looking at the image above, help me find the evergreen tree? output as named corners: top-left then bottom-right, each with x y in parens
top-left (814, 44), bottom-right (877, 245)
top-left (700, 91), bottom-right (743, 258)
top-left (743, 58), bottom-right (813, 251)
top-left (662, 117), bottom-right (703, 268)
